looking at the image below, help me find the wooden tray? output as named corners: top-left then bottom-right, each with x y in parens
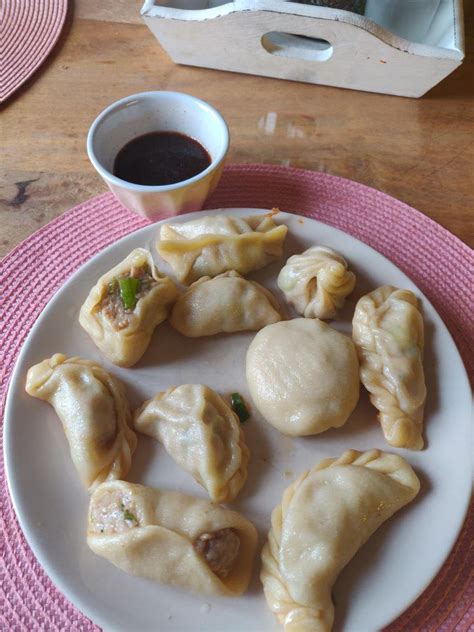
top-left (141, 0), bottom-right (464, 97)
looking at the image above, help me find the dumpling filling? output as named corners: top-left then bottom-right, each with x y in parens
top-left (89, 488), bottom-right (140, 534)
top-left (194, 528), bottom-right (240, 579)
top-left (100, 265), bottom-right (157, 330)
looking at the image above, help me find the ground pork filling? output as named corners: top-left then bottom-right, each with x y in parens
top-left (194, 528), bottom-right (241, 579)
top-left (100, 265), bottom-right (157, 330)
top-left (89, 489), bottom-right (139, 535)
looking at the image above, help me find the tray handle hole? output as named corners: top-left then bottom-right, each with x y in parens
top-left (261, 32), bottom-right (333, 61)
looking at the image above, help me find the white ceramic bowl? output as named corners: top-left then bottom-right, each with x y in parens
top-left (86, 91), bottom-right (229, 220)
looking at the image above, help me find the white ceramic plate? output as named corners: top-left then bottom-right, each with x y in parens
top-left (4, 209), bottom-right (472, 632)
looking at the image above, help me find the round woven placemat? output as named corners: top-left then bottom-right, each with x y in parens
top-left (1, 164), bottom-right (472, 631)
top-left (0, 0), bottom-right (68, 103)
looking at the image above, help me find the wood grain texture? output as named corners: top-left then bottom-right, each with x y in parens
top-left (1, 0), bottom-right (473, 257)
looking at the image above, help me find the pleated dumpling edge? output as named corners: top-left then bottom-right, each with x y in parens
top-left (133, 384), bottom-right (250, 503)
top-left (79, 247), bottom-right (178, 367)
top-left (170, 271), bottom-right (283, 337)
top-left (260, 449), bottom-right (420, 632)
top-left (157, 213), bottom-right (288, 283)
top-left (25, 353), bottom-right (137, 491)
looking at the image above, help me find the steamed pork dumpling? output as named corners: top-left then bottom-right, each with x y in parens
top-left (352, 285), bottom-right (426, 450)
top-left (261, 449), bottom-right (420, 632)
top-left (157, 213), bottom-right (288, 283)
top-left (246, 319), bottom-right (359, 436)
top-left (25, 354), bottom-right (136, 490)
top-left (134, 384), bottom-right (249, 503)
top-left (170, 271), bottom-right (282, 337)
top-left (79, 248), bottom-right (178, 367)
top-left (277, 246), bottom-right (356, 319)
top-left (87, 480), bottom-right (258, 596)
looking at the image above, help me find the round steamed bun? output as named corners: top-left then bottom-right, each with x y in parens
top-left (246, 318), bottom-right (359, 436)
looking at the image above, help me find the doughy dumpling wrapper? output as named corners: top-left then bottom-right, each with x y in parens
top-left (352, 285), bottom-right (426, 450)
top-left (261, 449), bottom-right (420, 632)
top-left (157, 213), bottom-right (288, 283)
top-left (134, 384), bottom-right (249, 503)
top-left (79, 248), bottom-right (178, 367)
top-left (170, 271), bottom-right (282, 337)
top-left (246, 319), bottom-right (359, 436)
top-left (277, 246), bottom-right (355, 319)
top-left (88, 480), bottom-right (258, 596)
top-left (25, 354), bottom-right (136, 490)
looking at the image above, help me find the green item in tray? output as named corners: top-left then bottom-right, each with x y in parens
top-left (292, 0), bottom-right (366, 14)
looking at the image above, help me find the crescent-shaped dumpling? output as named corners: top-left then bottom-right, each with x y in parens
top-left (88, 480), bottom-right (258, 596)
top-left (352, 285), bottom-right (426, 450)
top-left (25, 354), bottom-right (136, 490)
top-left (157, 213), bottom-right (288, 283)
top-left (260, 449), bottom-right (420, 632)
top-left (170, 271), bottom-right (282, 337)
top-left (277, 246), bottom-right (355, 319)
top-left (246, 319), bottom-right (359, 436)
top-left (134, 384), bottom-right (249, 503)
top-left (79, 248), bottom-right (178, 367)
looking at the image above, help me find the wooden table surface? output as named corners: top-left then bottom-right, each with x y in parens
top-left (1, 0), bottom-right (473, 258)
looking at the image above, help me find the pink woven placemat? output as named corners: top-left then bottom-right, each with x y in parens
top-left (0, 0), bottom-right (68, 103)
top-left (1, 164), bottom-right (473, 631)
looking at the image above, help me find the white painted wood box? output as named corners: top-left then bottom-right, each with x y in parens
top-left (141, 0), bottom-right (464, 97)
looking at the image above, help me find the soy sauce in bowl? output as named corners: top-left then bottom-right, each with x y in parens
top-left (113, 131), bottom-right (211, 187)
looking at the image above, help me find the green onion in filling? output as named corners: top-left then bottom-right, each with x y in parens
top-left (119, 277), bottom-right (141, 310)
top-left (231, 392), bottom-right (250, 423)
top-left (123, 508), bottom-right (138, 523)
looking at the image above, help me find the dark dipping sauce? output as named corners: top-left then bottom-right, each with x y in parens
top-left (113, 131), bottom-right (211, 186)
